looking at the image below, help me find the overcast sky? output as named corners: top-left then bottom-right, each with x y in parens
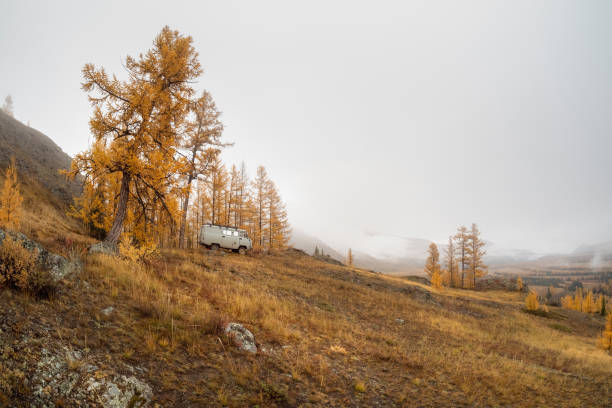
top-left (1, 0), bottom-right (611, 256)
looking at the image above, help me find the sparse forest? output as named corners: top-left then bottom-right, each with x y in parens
top-left (425, 223), bottom-right (488, 289)
top-left (66, 27), bottom-right (290, 252)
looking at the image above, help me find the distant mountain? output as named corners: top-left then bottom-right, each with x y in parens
top-left (289, 229), bottom-right (344, 262)
top-left (0, 110), bottom-right (80, 206)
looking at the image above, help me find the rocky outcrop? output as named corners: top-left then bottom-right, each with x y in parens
top-left (0, 228), bottom-right (78, 282)
top-left (223, 323), bottom-right (257, 353)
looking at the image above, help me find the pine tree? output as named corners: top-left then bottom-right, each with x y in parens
top-left (601, 296), bottom-right (608, 316)
top-left (347, 248), bottom-right (353, 266)
top-left (0, 158), bottom-right (23, 230)
top-left (444, 236), bottom-right (459, 287)
top-left (314, 246), bottom-right (320, 257)
top-left (424, 242), bottom-right (440, 278)
top-left (454, 226), bottom-right (469, 288)
top-left (599, 312), bottom-right (612, 353)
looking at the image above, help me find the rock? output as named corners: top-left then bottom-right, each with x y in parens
top-left (101, 307), bottom-right (115, 316)
top-left (30, 346), bottom-right (153, 407)
top-left (85, 375), bottom-right (152, 408)
top-left (223, 323), bottom-right (257, 353)
top-left (394, 318), bottom-right (405, 324)
top-left (0, 228), bottom-right (77, 282)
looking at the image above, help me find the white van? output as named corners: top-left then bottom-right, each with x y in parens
top-left (198, 224), bottom-right (253, 254)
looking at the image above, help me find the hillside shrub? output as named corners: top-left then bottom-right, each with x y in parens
top-left (0, 236), bottom-right (54, 297)
top-left (525, 291), bottom-right (539, 311)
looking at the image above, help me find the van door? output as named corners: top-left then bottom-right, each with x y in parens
top-left (221, 230), bottom-right (239, 249)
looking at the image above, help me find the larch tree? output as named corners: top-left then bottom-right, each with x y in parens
top-left (260, 178), bottom-right (290, 250)
top-left (68, 26), bottom-right (201, 247)
top-left (431, 269), bottom-right (443, 289)
top-left (444, 236), bottom-right (458, 287)
top-left (178, 90), bottom-right (225, 248)
top-left (347, 248), bottom-right (353, 266)
top-left (424, 242), bottom-right (441, 279)
top-left (466, 223), bottom-right (487, 289)
top-left (252, 166), bottom-right (271, 249)
top-left (0, 158), bottom-right (23, 230)
top-left (517, 276), bottom-right (524, 292)
top-left (234, 162), bottom-right (250, 228)
top-left (205, 156), bottom-right (228, 225)
top-left (454, 226), bottom-right (469, 288)
top-left (1, 95), bottom-right (14, 117)
top-left (599, 312), bottom-right (612, 353)
top-left (525, 291), bottom-right (539, 311)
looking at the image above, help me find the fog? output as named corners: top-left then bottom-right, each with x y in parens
top-left (2, 1), bottom-right (612, 256)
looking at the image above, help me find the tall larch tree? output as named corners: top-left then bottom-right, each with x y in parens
top-left (444, 236), bottom-right (458, 287)
top-left (0, 158), bottom-right (23, 230)
top-left (347, 248), bottom-right (354, 266)
top-left (178, 90), bottom-right (225, 248)
top-left (252, 166), bottom-right (271, 249)
top-left (68, 26), bottom-right (201, 247)
top-left (454, 226), bottom-right (469, 288)
top-left (424, 242), bottom-right (441, 279)
top-left (266, 180), bottom-right (291, 250)
top-left (599, 312), bottom-right (612, 353)
top-left (206, 156), bottom-right (228, 225)
top-left (466, 223), bottom-right (487, 289)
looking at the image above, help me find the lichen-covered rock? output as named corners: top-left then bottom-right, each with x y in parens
top-left (85, 375), bottom-right (152, 408)
top-left (0, 228), bottom-right (77, 282)
top-left (224, 322), bottom-right (257, 353)
top-left (30, 347), bottom-right (152, 407)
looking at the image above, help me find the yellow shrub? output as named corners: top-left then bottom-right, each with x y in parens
top-left (525, 291), bottom-right (539, 311)
top-left (119, 235), bottom-right (159, 264)
top-left (0, 236), bottom-right (38, 290)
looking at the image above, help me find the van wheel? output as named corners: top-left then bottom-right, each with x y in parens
top-left (238, 247), bottom-right (246, 255)
top-left (211, 244), bottom-right (220, 251)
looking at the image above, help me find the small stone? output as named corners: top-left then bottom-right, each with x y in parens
top-left (223, 322), bottom-right (257, 353)
top-left (101, 307), bottom-right (115, 316)
top-left (395, 318), bottom-right (405, 324)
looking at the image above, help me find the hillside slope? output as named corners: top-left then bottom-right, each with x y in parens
top-left (1, 243), bottom-right (610, 406)
top-left (0, 110), bottom-right (80, 206)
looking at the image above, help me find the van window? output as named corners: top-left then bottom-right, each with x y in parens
top-left (233, 231), bottom-right (239, 236)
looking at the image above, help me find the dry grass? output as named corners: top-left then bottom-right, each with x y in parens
top-left (1, 244), bottom-right (611, 406)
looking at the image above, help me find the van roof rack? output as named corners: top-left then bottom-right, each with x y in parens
top-left (205, 223), bottom-right (245, 230)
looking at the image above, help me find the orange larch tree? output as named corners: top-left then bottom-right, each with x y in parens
top-left (68, 26), bottom-right (201, 248)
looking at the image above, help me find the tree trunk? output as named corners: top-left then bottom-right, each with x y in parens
top-left (178, 175), bottom-right (194, 249)
top-left (104, 172), bottom-right (131, 247)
